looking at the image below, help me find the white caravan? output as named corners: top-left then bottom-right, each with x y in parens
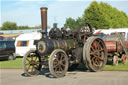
top-left (95, 28), bottom-right (128, 41)
top-left (15, 32), bottom-right (42, 57)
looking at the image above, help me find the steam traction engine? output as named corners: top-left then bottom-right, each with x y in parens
top-left (23, 7), bottom-right (107, 77)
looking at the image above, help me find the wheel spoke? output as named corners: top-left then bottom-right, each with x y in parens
top-left (27, 65), bottom-right (31, 72)
top-left (26, 58), bottom-right (30, 62)
top-left (97, 40), bottom-right (101, 50)
top-left (31, 66), bottom-right (34, 72)
top-left (25, 63), bottom-right (30, 66)
top-left (61, 62), bottom-right (65, 68)
top-left (34, 57), bottom-right (38, 61)
top-left (30, 54), bottom-right (33, 60)
top-left (91, 46), bottom-right (95, 52)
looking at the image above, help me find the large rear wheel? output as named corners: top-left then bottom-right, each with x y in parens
top-left (83, 36), bottom-right (107, 72)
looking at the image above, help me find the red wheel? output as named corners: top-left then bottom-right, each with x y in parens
top-left (83, 36), bottom-right (107, 72)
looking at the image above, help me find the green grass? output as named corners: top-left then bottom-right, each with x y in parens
top-left (0, 58), bottom-right (22, 69)
top-left (0, 58), bottom-right (128, 71)
top-left (104, 63), bottom-right (128, 71)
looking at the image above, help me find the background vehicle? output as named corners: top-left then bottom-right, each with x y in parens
top-left (0, 40), bottom-right (16, 60)
top-left (15, 32), bottom-right (42, 57)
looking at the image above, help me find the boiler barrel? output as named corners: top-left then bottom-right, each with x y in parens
top-left (36, 39), bottom-right (77, 55)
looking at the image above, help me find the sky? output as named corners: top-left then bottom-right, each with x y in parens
top-left (0, 0), bottom-right (128, 28)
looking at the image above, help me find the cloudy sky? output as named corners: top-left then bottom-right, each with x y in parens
top-left (0, 0), bottom-right (128, 28)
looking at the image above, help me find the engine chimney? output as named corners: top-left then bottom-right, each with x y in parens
top-left (40, 7), bottom-right (48, 33)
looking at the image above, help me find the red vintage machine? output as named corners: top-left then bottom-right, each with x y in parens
top-left (104, 32), bottom-right (128, 65)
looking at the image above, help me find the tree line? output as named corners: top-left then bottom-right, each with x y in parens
top-left (65, 1), bottom-right (128, 29)
top-left (0, 21), bottom-right (42, 30)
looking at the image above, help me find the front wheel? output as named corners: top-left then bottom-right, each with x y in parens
top-left (49, 49), bottom-right (68, 78)
top-left (23, 50), bottom-right (42, 76)
top-left (8, 54), bottom-right (15, 60)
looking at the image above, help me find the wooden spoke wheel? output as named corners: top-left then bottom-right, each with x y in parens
top-left (113, 55), bottom-right (118, 66)
top-left (23, 50), bottom-right (42, 76)
top-left (49, 49), bottom-right (68, 78)
top-left (83, 36), bottom-right (107, 72)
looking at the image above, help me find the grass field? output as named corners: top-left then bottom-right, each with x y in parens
top-left (0, 58), bottom-right (128, 71)
top-left (0, 58), bottom-right (22, 69)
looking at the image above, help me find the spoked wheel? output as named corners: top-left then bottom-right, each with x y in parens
top-left (83, 36), bottom-right (107, 72)
top-left (113, 55), bottom-right (118, 66)
top-left (49, 49), bottom-right (68, 78)
top-left (23, 50), bottom-right (42, 76)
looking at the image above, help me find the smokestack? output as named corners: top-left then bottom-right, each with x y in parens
top-left (40, 7), bottom-right (48, 32)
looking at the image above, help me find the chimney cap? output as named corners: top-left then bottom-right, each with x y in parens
top-left (40, 7), bottom-right (48, 11)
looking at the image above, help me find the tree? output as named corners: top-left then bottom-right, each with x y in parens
top-left (65, 17), bottom-right (76, 29)
top-left (83, 1), bottom-right (111, 29)
top-left (1, 21), bottom-right (17, 30)
top-left (18, 26), bottom-right (30, 30)
top-left (83, 1), bottom-right (128, 29)
top-left (75, 17), bottom-right (84, 28)
top-left (65, 1), bottom-right (128, 30)
top-left (65, 17), bottom-right (84, 29)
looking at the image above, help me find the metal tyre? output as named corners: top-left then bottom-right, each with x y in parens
top-left (23, 50), bottom-right (42, 76)
top-left (49, 49), bottom-right (68, 78)
top-left (83, 36), bottom-right (107, 72)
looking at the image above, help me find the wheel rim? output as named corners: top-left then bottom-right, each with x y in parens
top-left (89, 38), bottom-right (106, 70)
top-left (23, 51), bottom-right (41, 76)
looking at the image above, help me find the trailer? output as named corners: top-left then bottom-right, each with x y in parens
top-left (104, 32), bottom-right (128, 65)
